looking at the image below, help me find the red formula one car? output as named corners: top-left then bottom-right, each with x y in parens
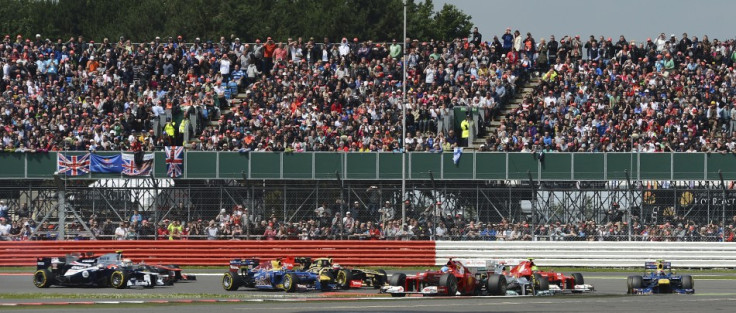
top-left (381, 259), bottom-right (480, 297)
top-left (495, 258), bottom-right (593, 293)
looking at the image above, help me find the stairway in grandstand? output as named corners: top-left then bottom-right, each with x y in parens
top-left (184, 91), bottom-right (244, 148)
top-left (471, 77), bottom-right (540, 149)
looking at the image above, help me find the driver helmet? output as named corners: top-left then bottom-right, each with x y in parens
top-left (441, 266), bottom-right (449, 273)
top-left (332, 263), bottom-right (341, 270)
top-left (122, 258), bottom-right (133, 266)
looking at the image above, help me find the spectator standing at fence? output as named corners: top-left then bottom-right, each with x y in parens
top-left (168, 220), bottom-right (183, 240)
top-left (126, 223), bottom-right (137, 240)
top-left (115, 222), bottom-right (128, 240)
top-left (343, 211), bottom-right (355, 232)
top-left (216, 208), bottom-right (230, 227)
top-left (156, 222), bottom-right (168, 239)
top-left (263, 224), bottom-right (277, 240)
top-left (314, 202), bottom-right (329, 226)
top-left (138, 220), bottom-right (154, 239)
top-left (0, 201), bottom-right (8, 220)
top-left (130, 210), bottom-right (142, 225)
top-left (205, 220), bottom-right (219, 240)
top-left (0, 218), bottom-right (11, 241)
top-left (378, 201), bottom-right (394, 224)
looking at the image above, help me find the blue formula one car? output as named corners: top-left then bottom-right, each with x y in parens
top-left (627, 260), bottom-right (694, 294)
top-left (222, 257), bottom-right (337, 292)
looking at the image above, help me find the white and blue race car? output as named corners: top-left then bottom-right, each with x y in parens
top-left (34, 251), bottom-right (163, 289)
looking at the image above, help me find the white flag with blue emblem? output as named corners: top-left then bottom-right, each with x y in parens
top-left (453, 147), bottom-right (463, 165)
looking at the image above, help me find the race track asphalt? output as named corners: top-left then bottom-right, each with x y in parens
top-left (1, 271), bottom-right (735, 312)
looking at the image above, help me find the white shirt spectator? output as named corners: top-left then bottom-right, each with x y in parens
top-left (115, 225), bottom-right (127, 240)
top-left (220, 58), bottom-right (231, 75)
top-left (339, 42), bottom-right (350, 57)
top-left (0, 220), bottom-right (11, 240)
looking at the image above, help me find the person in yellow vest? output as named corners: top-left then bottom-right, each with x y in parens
top-left (179, 117), bottom-right (190, 145)
top-left (167, 220), bottom-right (183, 240)
top-left (164, 120), bottom-right (176, 146)
top-left (460, 115), bottom-right (470, 147)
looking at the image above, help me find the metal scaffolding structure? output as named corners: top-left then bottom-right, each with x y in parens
top-left (0, 178), bottom-right (733, 240)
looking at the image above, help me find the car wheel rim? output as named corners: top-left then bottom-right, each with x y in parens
top-left (223, 276), bottom-right (231, 288)
top-left (285, 276), bottom-right (291, 289)
top-left (337, 272), bottom-right (345, 285)
top-left (34, 272), bottom-right (44, 285)
top-left (112, 274), bottom-right (121, 286)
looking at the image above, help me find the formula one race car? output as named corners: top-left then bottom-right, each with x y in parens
top-left (222, 257), bottom-right (338, 292)
top-left (487, 259), bottom-right (593, 294)
top-left (382, 259), bottom-right (481, 297)
top-left (307, 257), bottom-right (387, 289)
top-left (34, 252), bottom-right (163, 289)
top-left (627, 260), bottom-right (694, 294)
top-left (481, 259), bottom-right (551, 296)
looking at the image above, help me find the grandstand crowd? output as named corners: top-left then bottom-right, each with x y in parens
top-left (3, 29), bottom-right (736, 242)
top-left (2, 30), bottom-right (736, 153)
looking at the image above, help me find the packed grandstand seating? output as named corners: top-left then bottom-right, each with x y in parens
top-left (3, 31), bottom-right (735, 153)
top-left (3, 30), bottom-right (736, 242)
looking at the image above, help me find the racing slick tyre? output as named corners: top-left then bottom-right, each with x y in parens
top-left (110, 270), bottom-right (129, 289)
top-left (283, 273), bottom-right (298, 292)
top-left (571, 273), bottom-right (584, 285)
top-left (681, 275), bottom-right (694, 290)
top-left (372, 269), bottom-right (387, 289)
top-left (33, 269), bottom-right (53, 288)
top-left (486, 274), bottom-right (507, 296)
top-left (533, 273), bottom-right (549, 291)
top-left (222, 272), bottom-right (241, 291)
top-left (439, 273), bottom-right (458, 296)
top-left (630, 275), bottom-right (643, 294)
top-left (389, 273), bottom-right (406, 287)
top-left (336, 269), bottom-right (354, 290)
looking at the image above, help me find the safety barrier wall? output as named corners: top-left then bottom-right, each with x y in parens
top-left (435, 241), bottom-right (736, 268)
top-left (2, 151), bottom-right (736, 181)
top-left (0, 240), bottom-right (435, 267)
top-left (4, 241), bottom-right (735, 268)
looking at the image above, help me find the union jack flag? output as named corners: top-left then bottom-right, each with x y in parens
top-left (57, 153), bottom-right (90, 176)
top-left (165, 146), bottom-right (184, 178)
top-left (122, 153), bottom-right (153, 176)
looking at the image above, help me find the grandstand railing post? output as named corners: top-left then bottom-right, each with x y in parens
top-left (527, 171), bottom-right (537, 241)
top-left (719, 170), bottom-right (727, 239)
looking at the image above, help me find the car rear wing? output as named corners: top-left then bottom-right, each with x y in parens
top-left (36, 257), bottom-right (51, 270)
top-left (230, 258), bottom-right (260, 270)
top-left (293, 257), bottom-right (312, 268)
top-left (645, 261), bottom-right (671, 270)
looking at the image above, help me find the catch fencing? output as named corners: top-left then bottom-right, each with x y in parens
top-left (1, 180), bottom-right (734, 242)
